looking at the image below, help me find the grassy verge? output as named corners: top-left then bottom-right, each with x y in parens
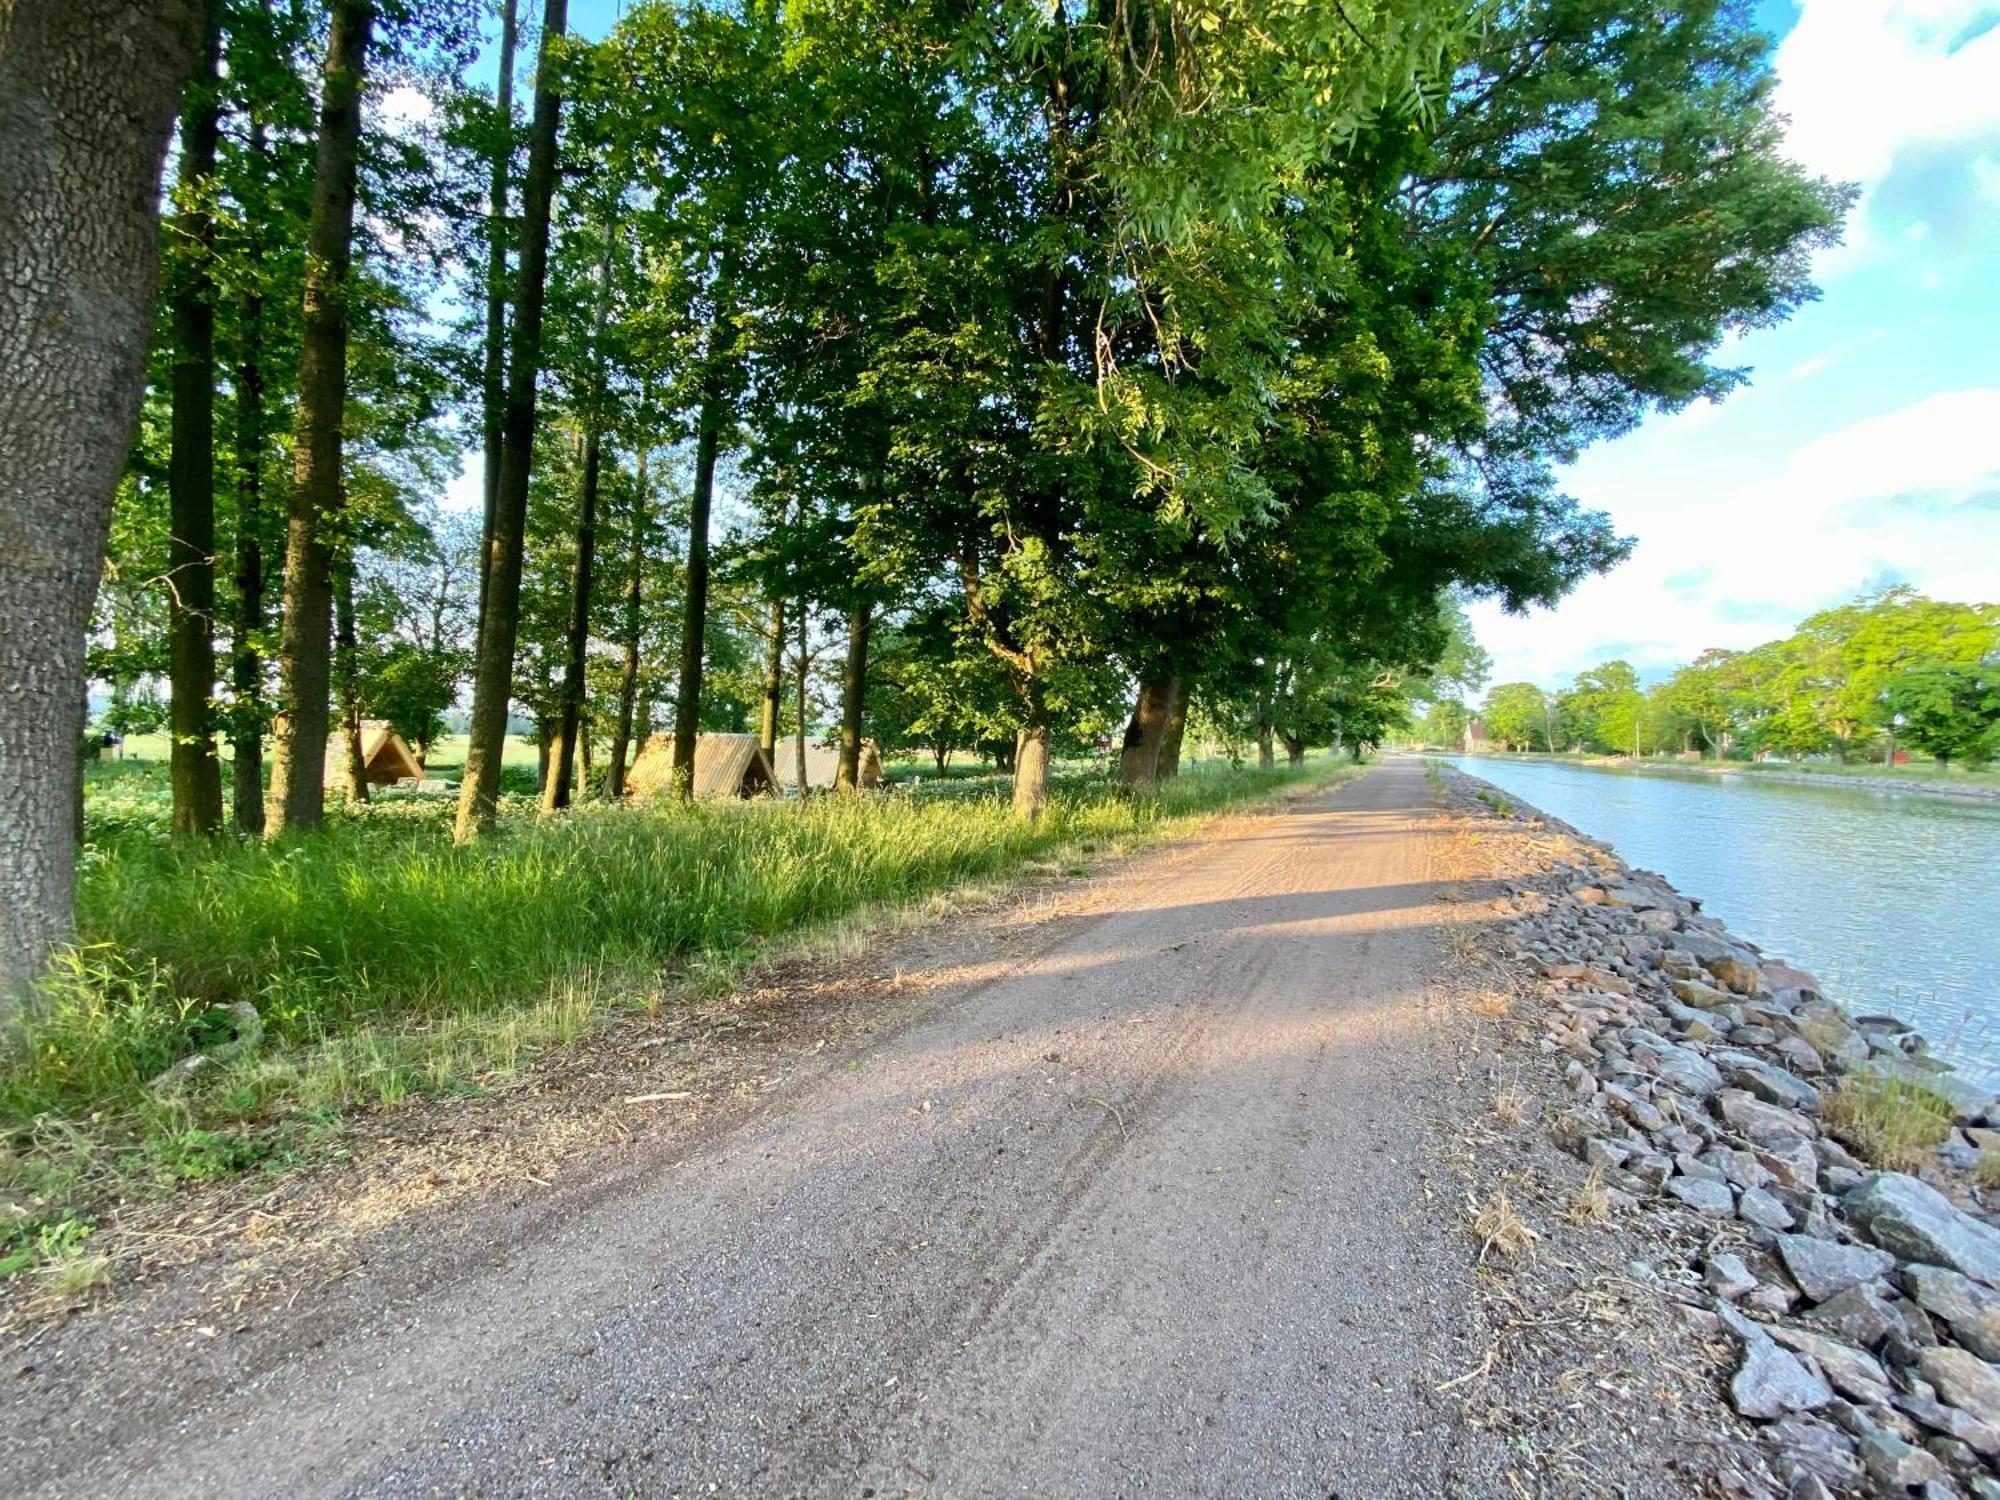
top-left (1820, 1074), bottom-right (1956, 1170)
top-left (3, 756), bottom-right (1358, 1269)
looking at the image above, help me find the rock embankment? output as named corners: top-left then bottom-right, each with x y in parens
top-left (1471, 773), bottom-right (2000, 1499)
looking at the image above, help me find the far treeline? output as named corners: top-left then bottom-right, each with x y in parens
top-left (1449, 590), bottom-right (2000, 767)
top-left (1, 0), bottom-right (1846, 997)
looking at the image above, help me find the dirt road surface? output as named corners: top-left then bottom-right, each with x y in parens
top-left (16, 760), bottom-right (1530, 1498)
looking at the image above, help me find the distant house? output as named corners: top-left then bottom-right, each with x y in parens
top-left (776, 738), bottom-right (884, 792)
top-left (1465, 719), bottom-right (1491, 752)
top-left (626, 732), bottom-right (777, 799)
top-left (323, 720), bottom-right (423, 787)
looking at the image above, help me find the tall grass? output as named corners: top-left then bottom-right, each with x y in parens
top-left (2, 757), bottom-right (1348, 1225)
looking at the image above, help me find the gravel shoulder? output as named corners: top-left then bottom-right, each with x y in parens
top-left (7, 760), bottom-right (1766, 1498)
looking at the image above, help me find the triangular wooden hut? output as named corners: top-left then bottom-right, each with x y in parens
top-left (323, 720), bottom-right (424, 786)
top-left (778, 739), bottom-right (884, 792)
top-left (626, 732), bottom-right (776, 799)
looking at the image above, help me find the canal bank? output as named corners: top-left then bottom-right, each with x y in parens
top-left (1443, 753), bottom-right (2000, 1084)
top-left (1434, 761), bottom-right (2000, 1498)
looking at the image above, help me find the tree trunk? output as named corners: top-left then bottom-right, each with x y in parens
top-left (758, 595), bottom-right (785, 761)
top-left (456, 0), bottom-right (568, 843)
top-left (1116, 676), bottom-right (1178, 793)
top-left (1256, 664), bottom-right (1275, 770)
top-left (474, 0), bottom-right (517, 625)
top-left (0, 0), bottom-right (200, 1001)
top-left (606, 443), bottom-right (647, 800)
top-left (1157, 681), bottom-right (1187, 778)
top-left (931, 746), bottom-right (949, 774)
top-left (334, 560), bottom-right (368, 804)
top-left (1012, 717), bottom-right (1052, 822)
top-left (1277, 729), bottom-right (1304, 766)
top-left (793, 602), bottom-right (809, 798)
top-left (266, 0), bottom-right (374, 835)
top-left (669, 343), bottom-right (729, 801)
top-left (834, 598), bottom-right (872, 791)
top-left (167, 5), bottom-right (225, 838)
top-left (543, 227), bottom-right (612, 813)
top-left (229, 115), bottom-right (271, 834)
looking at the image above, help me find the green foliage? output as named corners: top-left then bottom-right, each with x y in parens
top-left (1481, 681), bottom-right (1557, 752)
top-left (1880, 665), bottom-right (2000, 767)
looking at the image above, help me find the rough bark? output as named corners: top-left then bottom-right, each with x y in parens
top-left (1256, 666), bottom-right (1275, 770)
top-left (1278, 729), bottom-right (1305, 766)
top-left (333, 560), bottom-right (368, 804)
top-left (266, 0), bottom-right (374, 835)
top-left (229, 116), bottom-right (271, 834)
top-left (834, 599), bottom-right (872, 792)
top-left (543, 229), bottom-right (612, 813)
top-left (793, 602), bottom-right (809, 798)
top-left (606, 444), bottom-right (647, 800)
top-left (0, 0), bottom-right (201, 1001)
top-left (456, 0), bottom-right (567, 843)
top-left (668, 334), bottom-right (730, 801)
top-left (166, 2), bottom-right (225, 838)
top-left (1012, 718), bottom-right (1052, 823)
top-left (758, 595), bottom-right (785, 762)
top-left (1158, 682), bottom-right (1187, 779)
top-left (1116, 676), bottom-right (1179, 793)
top-left (474, 0), bottom-right (516, 625)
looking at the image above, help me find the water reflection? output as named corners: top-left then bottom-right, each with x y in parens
top-left (1443, 757), bottom-right (2000, 1081)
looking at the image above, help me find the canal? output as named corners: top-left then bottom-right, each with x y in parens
top-left (1442, 756), bottom-right (2000, 1081)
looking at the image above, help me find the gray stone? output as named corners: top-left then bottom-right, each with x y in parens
top-left (1775, 1233), bottom-right (1897, 1303)
top-left (1717, 1303), bottom-right (1835, 1419)
top-left (1668, 1176), bottom-right (1735, 1216)
top-left (1718, 1088), bottom-right (1817, 1145)
top-left (1905, 1263), bottom-right (2000, 1361)
top-left (1761, 960), bottom-right (1823, 997)
top-left (1675, 1150), bottom-right (1726, 1182)
top-left (1723, 1055), bottom-right (1822, 1112)
top-left (1634, 1037), bottom-right (1725, 1098)
top-left (1739, 1185), bottom-right (1797, 1231)
top-left (1706, 1252), bottom-right (1760, 1301)
top-left (1802, 1283), bottom-right (1899, 1348)
top-left (1773, 1035), bottom-right (1826, 1077)
top-left (1858, 1425), bottom-right (1948, 1490)
top-left (1768, 1325), bottom-right (1892, 1402)
top-left (1896, 1387), bottom-right (2000, 1457)
top-left (1756, 1138), bottom-right (1823, 1193)
top-left (1748, 1282), bottom-right (1800, 1317)
top-left (1582, 1136), bottom-right (1632, 1171)
top-left (1917, 1346), bottom-right (2000, 1426)
top-left (1708, 1145), bottom-right (1774, 1190)
top-left (1847, 1173), bottom-right (2000, 1288)
top-left (1767, 1417), bottom-right (1860, 1484)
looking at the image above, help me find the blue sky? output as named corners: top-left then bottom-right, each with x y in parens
top-left (1466, 0), bottom-right (2000, 687)
top-left (444, 2), bottom-right (2000, 690)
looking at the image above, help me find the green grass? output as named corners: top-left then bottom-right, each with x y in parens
top-left (3, 754), bottom-right (1357, 1264)
top-left (1821, 1074), bottom-right (1957, 1170)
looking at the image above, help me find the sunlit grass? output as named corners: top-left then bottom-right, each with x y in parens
top-left (4, 755), bottom-right (1357, 1259)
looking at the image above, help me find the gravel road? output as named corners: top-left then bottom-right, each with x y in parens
top-left (24, 760), bottom-right (1515, 1498)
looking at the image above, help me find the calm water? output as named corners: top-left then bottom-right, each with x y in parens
top-left (1443, 757), bottom-right (2000, 1081)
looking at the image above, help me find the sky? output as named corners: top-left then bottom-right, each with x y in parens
top-left (1465, 0), bottom-right (2000, 689)
top-left (442, 2), bottom-right (2000, 689)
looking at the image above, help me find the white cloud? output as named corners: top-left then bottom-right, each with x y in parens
top-left (1780, 353), bottom-right (1835, 383)
top-left (1782, 387), bottom-right (2000, 507)
top-left (1468, 387), bottom-right (2000, 687)
top-left (1771, 2), bottom-right (2000, 268)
